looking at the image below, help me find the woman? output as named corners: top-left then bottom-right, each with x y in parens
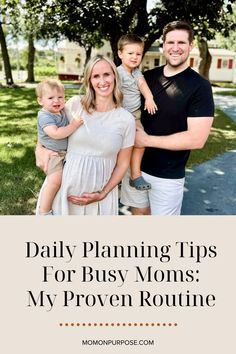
top-left (36, 55), bottom-right (136, 215)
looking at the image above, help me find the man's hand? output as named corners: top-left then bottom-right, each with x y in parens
top-left (135, 126), bottom-right (149, 148)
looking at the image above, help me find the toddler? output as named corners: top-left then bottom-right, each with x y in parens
top-left (117, 34), bottom-right (157, 191)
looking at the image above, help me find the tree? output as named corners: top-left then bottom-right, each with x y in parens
top-left (0, 0), bottom-right (37, 84)
top-left (49, 0), bottom-right (236, 79)
top-left (4, 1), bottom-right (234, 83)
top-left (0, 0), bottom-right (18, 85)
top-left (41, 0), bottom-right (168, 66)
top-left (25, 31), bottom-right (35, 82)
top-left (214, 3), bottom-right (236, 51)
top-left (4, 0), bottom-right (58, 83)
top-left (20, 0), bottom-right (50, 82)
top-left (0, 21), bottom-right (14, 85)
top-left (36, 0), bottom-right (113, 67)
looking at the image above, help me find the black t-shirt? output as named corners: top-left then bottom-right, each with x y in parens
top-left (141, 66), bottom-right (215, 179)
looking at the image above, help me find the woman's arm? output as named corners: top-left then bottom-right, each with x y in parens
top-left (67, 146), bottom-right (133, 205)
top-left (35, 141), bottom-right (58, 174)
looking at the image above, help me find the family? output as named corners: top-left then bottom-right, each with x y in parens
top-left (35, 20), bottom-right (214, 216)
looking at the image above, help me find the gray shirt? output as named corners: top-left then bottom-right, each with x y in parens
top-left (117, 65), bottom-right (143, 112)
top-left (37, 109), bottom-right (69, 151)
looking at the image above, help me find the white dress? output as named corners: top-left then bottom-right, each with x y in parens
top-left (38, 96), bottom-right (135, 215)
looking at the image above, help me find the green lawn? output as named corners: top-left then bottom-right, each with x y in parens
top-left (1, 87), bottom-right (236, 215)
top-left (0, 87), bottom-right (79, 215)
top-left (187, 108), bottom-right (236, 166)
top-left (214, 90), bottom-right (236, 96)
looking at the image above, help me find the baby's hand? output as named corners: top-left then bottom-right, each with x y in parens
top-left (144, 98), bottom-right (158, 115)
top-left (72, 117), bottom-right (84, 128)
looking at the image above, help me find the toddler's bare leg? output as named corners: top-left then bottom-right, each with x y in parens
top-left (130, 147), bottom-right (145, 180)
top-left (129, 120), bottom-right (151, 191)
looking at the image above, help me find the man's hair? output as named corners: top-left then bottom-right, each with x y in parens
top-left (117, 33), bottom-right (144, 51)
top-left (36, 79), bottom-right (65, 98)
top-left (163, 21), bottom-right (194, 43)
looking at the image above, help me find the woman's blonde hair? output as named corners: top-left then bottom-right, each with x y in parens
top-left (81, 55), bottom-right (123, 113)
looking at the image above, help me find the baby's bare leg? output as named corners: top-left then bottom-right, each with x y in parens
top-left (39, 169), bottom-right (62, 214)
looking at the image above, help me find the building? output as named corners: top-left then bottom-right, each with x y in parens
top-left (57, 40), bottom-right (236, 83)
top-left (189, 47), bottom-right (236, 83)
top-left (57, 40), bottom-right (112, 81)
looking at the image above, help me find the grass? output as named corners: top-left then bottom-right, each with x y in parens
top-left (212, 81), bottom-right (236, 89)
top-left (214, 90), bottom-right (236, 96)
top-left (187, 108), bottom-right (236, 167)
top-left (1, 87), bottom-right (236, 214)
top-left (212, 81), bottom-right (236, 96)
top-left (0, 87), bottom-right (79, 215)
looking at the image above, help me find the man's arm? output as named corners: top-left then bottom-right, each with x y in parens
top-left (135, 117), bottom-right (214, 150)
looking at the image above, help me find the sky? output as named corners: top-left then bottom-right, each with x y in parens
top-left (147, 0), bottom-right (155, 11)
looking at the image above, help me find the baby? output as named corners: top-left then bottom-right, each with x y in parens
top-left (36, 79), bottom-right (83, 215)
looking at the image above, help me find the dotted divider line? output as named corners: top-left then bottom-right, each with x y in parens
top-left (59, 322), bottom-right (178, 327)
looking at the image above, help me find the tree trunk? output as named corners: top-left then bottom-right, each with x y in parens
top-left (0, 22), bottom-right (14, 86)
top-left (26, 32), bottom-right (35, 83)
top-left (198, 38), bottom-right (212, 81)
top-left (110, 37), bottom-right (122, 66)
top-left (85, 46), bottom-right (92, 67)
top-left (135, 0), bottom-right (149, 37)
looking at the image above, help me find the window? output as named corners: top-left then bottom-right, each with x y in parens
top-left (189, 57), bottom-right (194, 67)
top-left (228, 59), bottom-right (233, 69)
top-left (217, 58), bottom-right (222, 69)
top-left (75, 54), bottom-right (81, 68)
top-left (154, 58), bottom-right (160, 67)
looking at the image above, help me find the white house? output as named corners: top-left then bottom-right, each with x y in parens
top-left (189, 47), bottom-right (236, 83)
top-left (57, 40), bottom-right (112, 81)
top-left (56, 40), bottom-right (236, 83)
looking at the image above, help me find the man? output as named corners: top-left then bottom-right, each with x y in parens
top-left (120, 20), bottom-right (214, 215)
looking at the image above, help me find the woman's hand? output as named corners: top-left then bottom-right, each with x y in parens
top-left (35, 142), bottom-right (58, 174)
top-left (67, 191), bottom-right (106, 206)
